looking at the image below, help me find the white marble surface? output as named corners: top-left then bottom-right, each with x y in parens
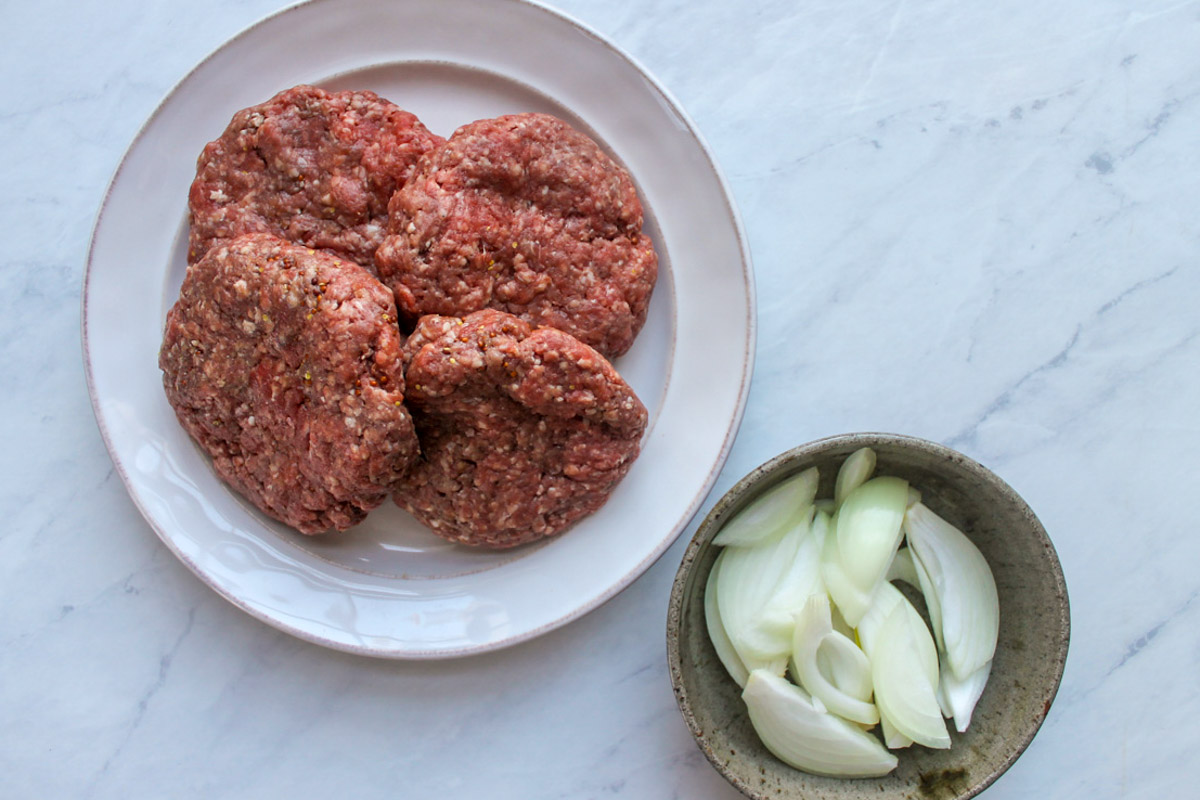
top-left (3, 0), bottom-right (1198, 797)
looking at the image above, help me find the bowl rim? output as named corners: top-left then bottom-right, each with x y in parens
top-left (666, 431), bottom-right (1071, 800)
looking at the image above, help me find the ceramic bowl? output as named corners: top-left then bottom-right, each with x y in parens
top-left (666, 432), bottom-right (1069, 800)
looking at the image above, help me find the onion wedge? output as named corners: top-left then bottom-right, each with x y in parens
top-left (882, 547), bottom-right (946, 667)
top-left (834, 447), bottom-right (876, 507)
top-left (754, 507), bottom-right (824, 640)
top-left (820, 514), bottom-right (875, 627)
top-left (715, 521), bottom-right (802, 667)
top-left (742, 670), bottom-right (898, 778)
top-left (855, 581), bottom-right (920, 750)
top-left (792, 594), bottom-right (878, 726)
top-left (908, 545), bottom-right (945, 653)
top-left (713, 467), bottom-right (819, 547)
top-left (871, 607), bottom-right (951, 749)
top-left (703, 550), bottom-right (750, 687)
top-left (940, 657), bottom-right (992, 732)
top-left (834, 477), bottom-right (908, 622)
top-left (903, 502), bottom-right (999, 681)
top-left (856, 582), bottom-right (938, 687)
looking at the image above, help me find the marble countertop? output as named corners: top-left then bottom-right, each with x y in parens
top-left (4, 0), bottom-right (1198, 797)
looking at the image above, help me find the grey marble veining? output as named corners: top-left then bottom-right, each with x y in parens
top-left (3, 0), bottom-right (1199, 797)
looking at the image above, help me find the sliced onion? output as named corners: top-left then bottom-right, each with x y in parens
top-left (940, 658), bottom-right (992, 732)
top-left (903, 502), bottom-right (999, 680)
top-left (811, 505), bottom-right (831, 547)
top-left (714, 467), bottom-right (819, 547)
top-left (755, 507), bottom-right (824, 637)
top-left (706, 469), bottom-right (1000, 776)
top-left (703, 549), bottom-right (750, 687)
top-left (742, 670), bottom-right (898, 778)
top-left (835, 477), bottom-right (909, 608)
top-left (855, 580), bottom-right (905, 659)
top-left (816, 638), bottom-right (872, 701)
top-left (834, 447), bottom-right (876, 507)
top-left (812, 509), bottom-right (855, 644)
top-left (819, 511), bottom-right (875, 627)
top-left (856, 582), bottom-right (938, 687)
top-left (871, 606), bottom-right (950, 749)
top-left (883, 547), bottom-right (945, 655)
top-left (791, 594), bottom-right (879, 726)
top-left (715, 519), bottom-right (804, 666)
top-left (866, 584), bottom-right (920, 753)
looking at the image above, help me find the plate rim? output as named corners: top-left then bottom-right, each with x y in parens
top-left (82, 0), bottom-right (757, 658)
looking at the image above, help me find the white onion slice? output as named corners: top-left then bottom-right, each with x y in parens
top-left (792, 594), bottom-right (879, 726)
top-left (792, 594), bottom-right (878, 724)
top-left (884, 546), bottom-right (944, 655)
top-left (811, 505), bottom-right (831, 548)
top-left (755, 507), bottom-right (824, 638)
top-left (855, 580), bottom-right (905, 658)
top-left (866, 581), bottom-right (921, 752)
top-left (811, 510), bottom-right (854, 641)
top-left (940, 658), bottom-right (992, 732)
top-left (856, 582), bottom-right (938, 687)
top-left (903, 503), bottom-right (999, 680)
top-left (713, 467), bottom-right (819, 547)
top-left (715, 520), bottom-right (804, 665)
top-left (835, 447), bottom-right (876, 507)
top-left (908, 546), bottom-right (944, 653)
top-left (703, 550), bottom-right (750, 687)
top-left (835, 477), bottom-right (908, 610)
top-left (819, 512), bottom-right (875, 627)
top-left (742, 670), bottom-right (898, 778)
top-left (871, 607), bottom-right (951, 749)
top-left (816, 638), bottom-right (872, 702)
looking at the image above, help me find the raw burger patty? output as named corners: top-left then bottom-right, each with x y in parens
top-left (375, 113), bottom-right (658, 358)
top-left (188, 84), bottom-right (443, 268)
top-left (395, 309), bottom-right (648, 548)
top-left (160, 233), bottom-right (420, 533)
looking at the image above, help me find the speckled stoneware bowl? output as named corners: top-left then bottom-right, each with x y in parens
top-left (666, 433), bottom-right (1069, 800)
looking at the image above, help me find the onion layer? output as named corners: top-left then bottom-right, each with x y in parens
top-left (835, 447), bottom-right (877, 507)
top-left (703, 550), bottom-right (750, 687)
top-left (833, 477), bottom-right (908, 623)
top-left (904, 502), bottom-right (999, 681)
top-left (871, 606), bottom-right (950, 749)
top-left (714, 467), bottom-right (818, 547)
top-left (742, 670), bottom-right (898, 779)
top-left (792, 594), bottom-right (879, 726)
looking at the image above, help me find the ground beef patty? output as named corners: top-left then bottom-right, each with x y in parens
top-left (160, 233), bottom-right (420, 533)
top-left (395, 309), bottom-right (648, 548)
top-left (375, 113), bottom-right (658, 359)
top-left (188, 85), bottom-right (442, 268)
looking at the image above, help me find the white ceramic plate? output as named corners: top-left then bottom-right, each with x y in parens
top-left (84, 0), bottom-right (754, 658)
